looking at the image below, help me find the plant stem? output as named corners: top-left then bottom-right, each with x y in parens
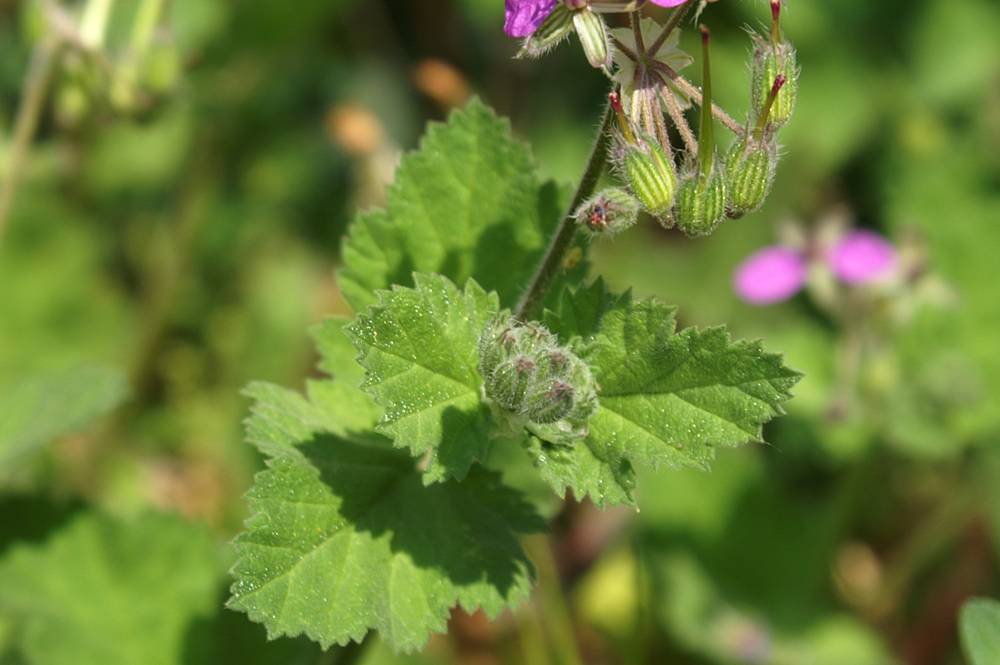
top-left (515, 100), bottom-right (614, 320)
top-left (0, 34), bottom-right (60, 255)
top-left (523, 534), bottom-right (585, 665)
top-left (630, 11), bottom-right (645, 54)
top-left (658, 72), bottom-right (697, 155)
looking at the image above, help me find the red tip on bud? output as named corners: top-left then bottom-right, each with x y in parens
top-left (700, 24), bottom-right (710, 45)
top-left (608, 91), bottom-right (623, 114)
top-left (771, 74), bottom-right (786, 97)
top-left (754, 75), bottom-right (788, 139)
top-left (609, 91), bottom-right (635, 144)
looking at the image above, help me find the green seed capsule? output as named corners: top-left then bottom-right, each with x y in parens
top-left (726, 137), bottom-right (775, 218)
top-left (675, 165), bottom-right (727, 237)
top-left (750, 35), bottom-right (797, 129)
top-left (625, 140), bottom-right (677, 217)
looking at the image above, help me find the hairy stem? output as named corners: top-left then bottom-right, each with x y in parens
top-left (658, 74), bottom-right (698, 155)
top-left (515, 100), bottom-right (613, 320)
top-left (0, 35), bottom-right (60, 255)
top-left (649, 60), bottom-right (745, 135)
top-left (610, 33), bottom-right (639, 62)
top-left (630, 11), bottom-right (645, 54)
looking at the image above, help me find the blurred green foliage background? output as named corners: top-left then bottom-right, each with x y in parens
top-left (1, 0), bottom-right (999, 663)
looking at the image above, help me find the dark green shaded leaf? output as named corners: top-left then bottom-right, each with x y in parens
top-left (229, 382), bottom-right (543, 653)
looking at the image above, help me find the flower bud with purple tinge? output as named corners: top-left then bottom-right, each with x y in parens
top-left (478, 314), bottom-right (599, 429)
top-left (477, 315), bottom-right (514, 379)
top-left (491, 355), bottom-right (536, 410)
top-left (574, 187), bottom-right (640, 236)
top-left (525, 379), bottom-right (575, 423)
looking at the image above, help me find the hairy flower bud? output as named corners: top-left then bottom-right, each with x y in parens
top-left (574, 188), bottom-right (639, 236)
top-left (525, 379), bottom-right (575, 423)
top-left (749, 2), bottom-right (797, 129)
top-left (572, 7), bottom-right (612, 69)
top-left (519, 3), bottom-right (574, 59)
top-left (674, 165), bottom-right (727, 237)
top-left (491, 355), bottom-right (536, 410)
top-left (478, 315), bottom-right (599, 432)
top-left (623, 138), bottom-right (677, 218)
top-left (725, 136), bottom-right (776, 218)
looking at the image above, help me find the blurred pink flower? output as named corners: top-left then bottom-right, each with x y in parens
top-left (827, 230), bottom-right (898, 284)
top-left (732, 246), bottom-right (807, 304)
top-left (734, 229), bottom-right (899, 305)
top-left (647, 0), bottom-right (690, 5)
top-left (504, 0), bottom-right (559, 37)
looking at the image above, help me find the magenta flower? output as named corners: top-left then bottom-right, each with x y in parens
top-left (732, 245), bottom-right (807, 304)
top-left (827, 230), bottom-right (898, 284)
top-left (505, 0), bottom-right (559, 37)
top-left (504, 0), bottom-right (690, 39)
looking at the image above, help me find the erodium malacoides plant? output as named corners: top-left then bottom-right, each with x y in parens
top-left (227, 0), bottom-right (803, 655)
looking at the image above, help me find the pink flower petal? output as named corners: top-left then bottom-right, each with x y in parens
top-left (505, 0), bottom-right (559, 37)
top-left (827, 230), bottom-right (897, 284)
top-left (647, 0), bottom-right (690, 5)
top-left (733, 245), bottom-right (807, 304)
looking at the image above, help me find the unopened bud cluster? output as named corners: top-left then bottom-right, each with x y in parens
top-left (478, 315), bottom-right (599, 434)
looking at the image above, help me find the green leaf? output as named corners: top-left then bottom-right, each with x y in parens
top-left (229, 382), bottom-right (543, 654)
top-left (338, 98), bottom-right (568, 311)
top-left (961, 598), bottom-right (1000, 665)
top-left (523, 433), bottom-right (637, 507)
top-left (0, 511), bottom-right (220, 665)
top-left (0, 366), bottom-right (129, 480)
top-left (346, 273), bottom-right (500, 483)
top-left (538, 281), bottom-right (801, 505)
top-left (309, 317), bottom-right (385, 432)
top-left (312, 316), bottom-right (367, 384)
